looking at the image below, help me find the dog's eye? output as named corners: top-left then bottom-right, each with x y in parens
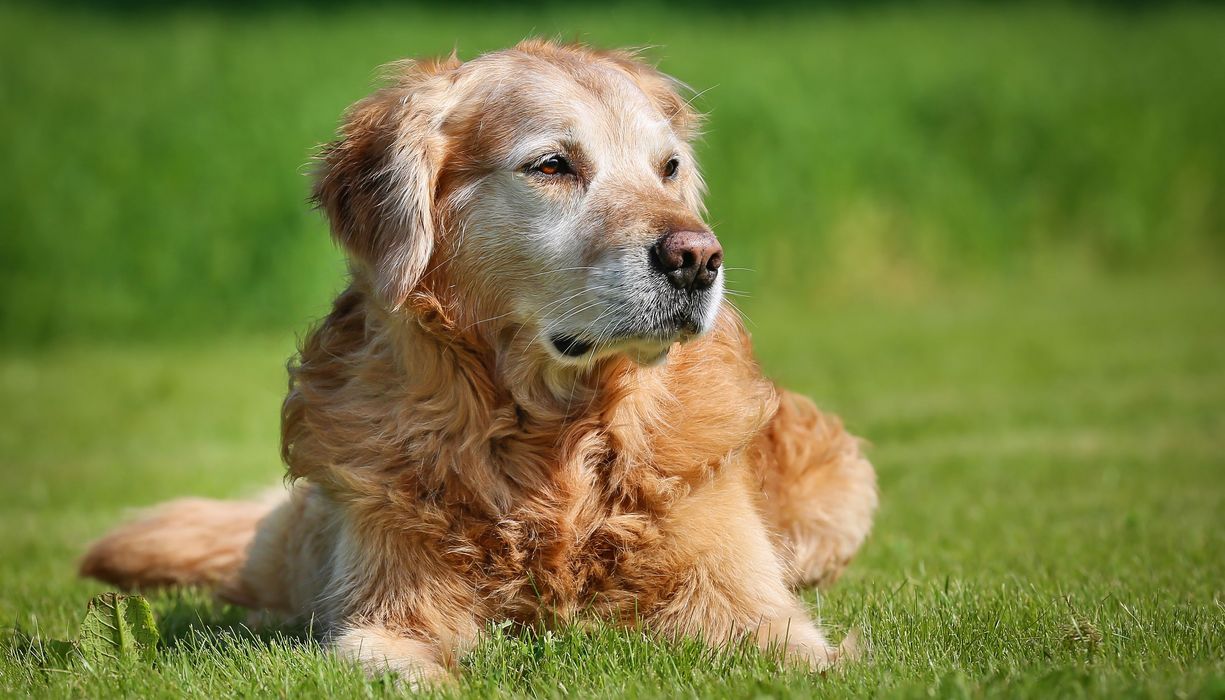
top-left (662, 157), bottom-right (680, 179)
top-left (532, 155), bottom-right (573, 177)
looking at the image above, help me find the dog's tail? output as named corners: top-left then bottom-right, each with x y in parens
top-left (79, 492), bottom-right (283, 592)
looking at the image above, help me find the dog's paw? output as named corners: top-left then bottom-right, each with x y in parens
top-left (783, 626), bottom-right (864, 673)
top-left (786, 638), bottom-right (839, 672)
top-left (331, 626), bottom-right (452, 689)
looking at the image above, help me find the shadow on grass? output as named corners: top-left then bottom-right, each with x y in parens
top-left (0, 588), bottom-right (312, 659)
top-left (150, 587), bottom-right (315, 652)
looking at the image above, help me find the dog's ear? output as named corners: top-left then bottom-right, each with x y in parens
top-left (312, 60), bottom-right (456, 309)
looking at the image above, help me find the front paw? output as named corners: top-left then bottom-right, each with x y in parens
top-left (758, 615), bottom-right (859, 673)
top-left (787, 626), bottom-right (862, 672)
top-left (331, 626), bottom-right (452, 689)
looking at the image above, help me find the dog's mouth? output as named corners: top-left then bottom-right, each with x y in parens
top-left (543, 292), bottom-right (721, 365)
top-left (550, 334), bottom-right (594, 358)
top-left (547, 331), bottom-right (682, 366)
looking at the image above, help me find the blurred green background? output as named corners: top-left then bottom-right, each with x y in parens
top-left (2, 2), bottom-right (1222, 345)
top-left (2, 2), bottom-right (1224, 698)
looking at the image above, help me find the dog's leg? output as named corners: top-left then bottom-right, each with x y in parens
top-left (750, 389), bottom-right (878, 587)
top-left (647, 472), bottom-right (849, 671)
top-left (329, 624), bottom-right (454, 688)
top-left (218, 483), bottom-right (333, 615)
top-left (324, 605), bottom-right (477, 687)
top-left (314, 513), bottom-right (481, 686)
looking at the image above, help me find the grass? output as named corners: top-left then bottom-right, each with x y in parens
top-left (2, 2), bottom-right (1225, 344)
top-left (2, 273), bottom-right (1223, 697)
top-left (1, 1), bottom-right (1224, 697)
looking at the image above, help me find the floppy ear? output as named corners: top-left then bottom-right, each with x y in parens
top-left (312, 63), bottom-right (452, 309)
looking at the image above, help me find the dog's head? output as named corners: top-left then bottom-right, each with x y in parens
top-left (314, 41), bottom-right (721, 367)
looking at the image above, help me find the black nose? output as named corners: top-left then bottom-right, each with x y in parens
top-left (650, 229), bottom-right (723, 292)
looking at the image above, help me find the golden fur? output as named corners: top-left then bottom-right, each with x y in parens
top-left (81, 40), bottom-right (878, 684)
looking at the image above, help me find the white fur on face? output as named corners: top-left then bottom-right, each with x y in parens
top-left (448, 62), bottom-right (721, 367)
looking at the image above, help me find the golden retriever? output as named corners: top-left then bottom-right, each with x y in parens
top-left (80, 40), bottom-right (878, 685)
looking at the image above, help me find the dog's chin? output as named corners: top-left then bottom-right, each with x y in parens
top-left (542, 294), bottom-right (721, 368)
top-left (545, 332), bottom-right (683, 368)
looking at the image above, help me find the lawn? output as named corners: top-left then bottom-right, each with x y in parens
top-left (1, 1), bottom-right (1224, 697)
top-left (2, 2), bottom-right (1223, 344)
top-left (2, 274), bottom-right (1223, 698)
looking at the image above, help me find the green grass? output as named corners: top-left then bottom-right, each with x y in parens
top-left (2, 273), bottom-right (1223, 697)
top-left (2, 2), bottom-right (1224, 344)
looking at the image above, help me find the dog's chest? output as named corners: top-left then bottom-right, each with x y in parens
top-left (445, 482), bottom-right (672, 622)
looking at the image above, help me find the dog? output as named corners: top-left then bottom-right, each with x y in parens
top-left (80, 40), bottom-right (878, 685)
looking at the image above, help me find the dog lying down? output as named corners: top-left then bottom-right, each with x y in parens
top-left (80, 40), bottom-right (878, 684)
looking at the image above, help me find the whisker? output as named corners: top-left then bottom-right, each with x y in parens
top-left (722, 297), bottom-right (755, 328)
top-left (546, 297), bottom-right (606, 331)
top-left (506, 282), bottom-right (620, 352)
top-left (586, 306), bottom-right (624, 352)
top-left (531, 301), bottom-right (608, 357)
top-left (507, 288), bottom-right (593, 348)
top-left (684, 83), bottom-right (719, 109)
top-left (457, 309), bottom-right (517, 332)
top-left (554, 367), bottom-right (582, 444)
top-left (523, 266), bottom-right (601, 279)
top-left (439, 307), bottom-right (520, 357)
top-left (521, 298), bottom-right (605, 356)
